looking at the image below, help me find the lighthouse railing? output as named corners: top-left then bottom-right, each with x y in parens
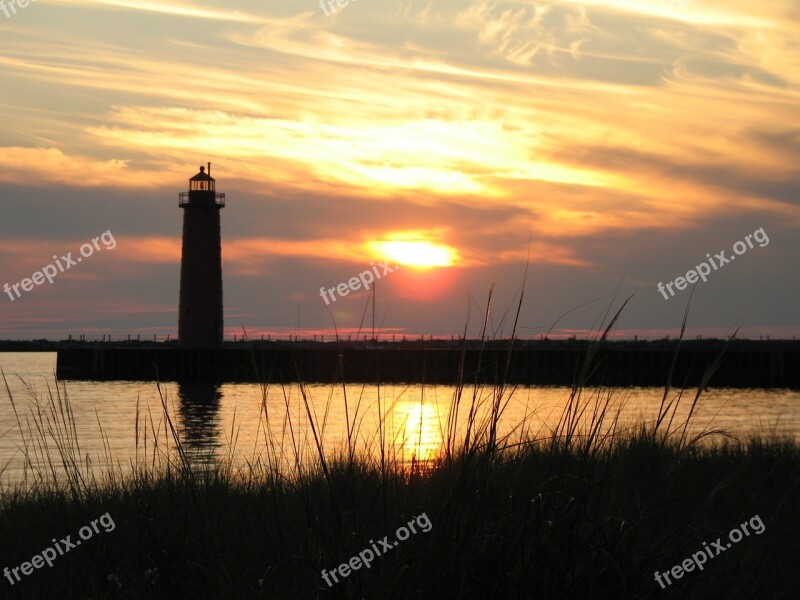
top-left (179, 192), bottom-right (226, 207)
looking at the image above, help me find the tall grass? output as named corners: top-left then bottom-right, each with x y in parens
top-left (0, 299), bottom-right (798, 598)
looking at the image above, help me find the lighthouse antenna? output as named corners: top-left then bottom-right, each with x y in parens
top-left (207, 162), bottom-right (211, 176)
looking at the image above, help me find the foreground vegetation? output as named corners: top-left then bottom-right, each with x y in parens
top-left (1, 303), bottom-right (798, 599)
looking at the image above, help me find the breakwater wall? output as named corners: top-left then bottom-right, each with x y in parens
top-left (38, 340), bottom-right (800, 387)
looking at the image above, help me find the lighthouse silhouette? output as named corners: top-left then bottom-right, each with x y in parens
top-left (178, 163), bottom-right (225, 346)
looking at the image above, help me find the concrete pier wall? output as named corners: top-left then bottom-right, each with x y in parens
top-left (44, 340), bottom-right (800, 387)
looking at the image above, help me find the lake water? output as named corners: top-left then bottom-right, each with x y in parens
top-left (0, 353), bottom-right (798, 485)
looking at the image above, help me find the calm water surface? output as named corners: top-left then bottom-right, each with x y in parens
top-left (1, 353), bottom-right (797, 485)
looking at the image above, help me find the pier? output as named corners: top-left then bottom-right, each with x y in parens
top-left (0, 339), bottom-right (796, 388)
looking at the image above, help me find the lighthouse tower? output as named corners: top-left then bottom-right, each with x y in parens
top-left (178, 163), bottom-right (225, 346)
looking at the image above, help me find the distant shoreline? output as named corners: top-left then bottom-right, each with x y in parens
top-left (1, 337), bottom-right (798, 351)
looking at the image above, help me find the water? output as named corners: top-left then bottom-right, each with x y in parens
top-left (0, 353), bottom-right (797, 485)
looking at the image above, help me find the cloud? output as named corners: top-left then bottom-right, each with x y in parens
top-left (0, 148), bottom-right (133, 187)
top-left (0, 0), bottom-right (798, 338)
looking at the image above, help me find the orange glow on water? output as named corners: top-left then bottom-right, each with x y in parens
top-left (393, 402), bottom-right (443, 464)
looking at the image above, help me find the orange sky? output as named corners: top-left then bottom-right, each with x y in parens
top-left (0, 0), bottom-right (798, 340)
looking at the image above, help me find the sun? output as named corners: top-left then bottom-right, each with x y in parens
top-left (367, 236), bottom-right (458, 268)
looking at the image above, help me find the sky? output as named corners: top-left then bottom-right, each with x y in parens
top-left (0, 0), bottom-right (798, 341)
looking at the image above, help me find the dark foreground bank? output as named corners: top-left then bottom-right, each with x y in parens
top-left (0, 428), bottom-right (798, 599)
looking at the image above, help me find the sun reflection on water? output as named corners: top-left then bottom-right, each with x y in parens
top-left (392, 402), bottom-right (444, 466)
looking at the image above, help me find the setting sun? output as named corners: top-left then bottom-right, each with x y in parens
top-left (368, 238), bottom-right (458, 268)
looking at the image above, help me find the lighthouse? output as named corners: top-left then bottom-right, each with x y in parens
top-left (178, 163), bottom-right (225, 346)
